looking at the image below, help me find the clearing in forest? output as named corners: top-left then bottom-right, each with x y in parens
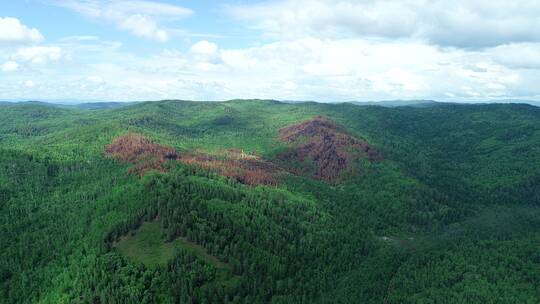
top-left (113, 221), bottom-right (230, 270)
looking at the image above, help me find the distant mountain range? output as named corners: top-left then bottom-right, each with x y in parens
top-left (65, 102), bottom-right (139, 109)
top-left (348, 100), bottom-right (441, 107)
top-left (1, 99), bottom-right (539, 108)
top-left (0, 100), bottom-right (137, 109)
top-left (280, 99), bottom-right (540, 107)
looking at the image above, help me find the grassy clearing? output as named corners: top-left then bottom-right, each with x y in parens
top-left (113, 221), bottom-right (175, 268)
top-left (177, 237), bottom-right (231, 270)
top-left (114, 221), bottom-right (231, 270)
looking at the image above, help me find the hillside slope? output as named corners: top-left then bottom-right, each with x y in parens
top-left (0, 100), bottom-right (539, 303)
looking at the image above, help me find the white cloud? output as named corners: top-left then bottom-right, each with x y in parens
top-left (190, 40), bottom-right (218, 56)
top-left (118, 14), bottom-right (168, 42)
top-left (24, 80), bottom-right (36, 88)
top-left (14, 46), bottom-right (63, 64)
top-left (0, 17), bottom-right (44, 43)
top-left (189, 40), bottom-right (221, 64)
top-left (488, 43), bottom-right (540, 69)
top-left (228, 0), bottom-right (540, 48)
top-left (53, 0), bottom-right (193, 42)
top-left (1, 61), bottom-right (19, 72)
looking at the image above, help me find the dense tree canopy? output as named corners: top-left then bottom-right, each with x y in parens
top-left (0, 100), bottom-right (539, 303)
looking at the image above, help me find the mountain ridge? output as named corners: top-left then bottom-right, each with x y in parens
top-left (2, 98), bottom-right (540, 108)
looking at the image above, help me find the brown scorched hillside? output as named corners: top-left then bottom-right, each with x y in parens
top-left (105, 133), bottom-right (178, 174)
top-left (276, 116), bottom-right (381, 182)
top-left (105, 133), bottom-right (279, 185)
top-left (105, 116), bottom-right (380, 184)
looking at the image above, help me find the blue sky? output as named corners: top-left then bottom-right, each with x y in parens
top-left (1, 0), bottom-right (540, 102)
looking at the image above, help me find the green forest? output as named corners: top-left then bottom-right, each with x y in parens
top-left (1, 100), bottom-right (539, 303)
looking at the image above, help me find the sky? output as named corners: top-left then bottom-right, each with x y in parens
top-left (1, 0), bottom-right (540, 102)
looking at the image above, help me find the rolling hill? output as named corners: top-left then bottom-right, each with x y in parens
top-left (0, 100), bottom-right (539, 303)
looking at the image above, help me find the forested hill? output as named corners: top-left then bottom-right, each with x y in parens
top-left (1, 100), bottom-right (539, 303)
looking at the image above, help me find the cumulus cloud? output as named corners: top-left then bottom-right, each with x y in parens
top-left (488, 43), bottom-right (540, 69)
top-left (0, 17), bottom-right (44, 43)
top-left (13, 46), bottom-right (63, 64)
top-left (1, 61), bottom-right (19, 72)
top-left (189, 40), bottom-right (221, 64)
top-left (53, 0), bottom-right (193, 42)
top-left (190, 40), bottom-right (218, 56)
top-left (228, 0), bottom-right (540, 48)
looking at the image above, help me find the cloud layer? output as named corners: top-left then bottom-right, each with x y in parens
top-left (2, 1), bottom-right (540, 102)
top-left (229, 0), bottom-right (540, 48)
